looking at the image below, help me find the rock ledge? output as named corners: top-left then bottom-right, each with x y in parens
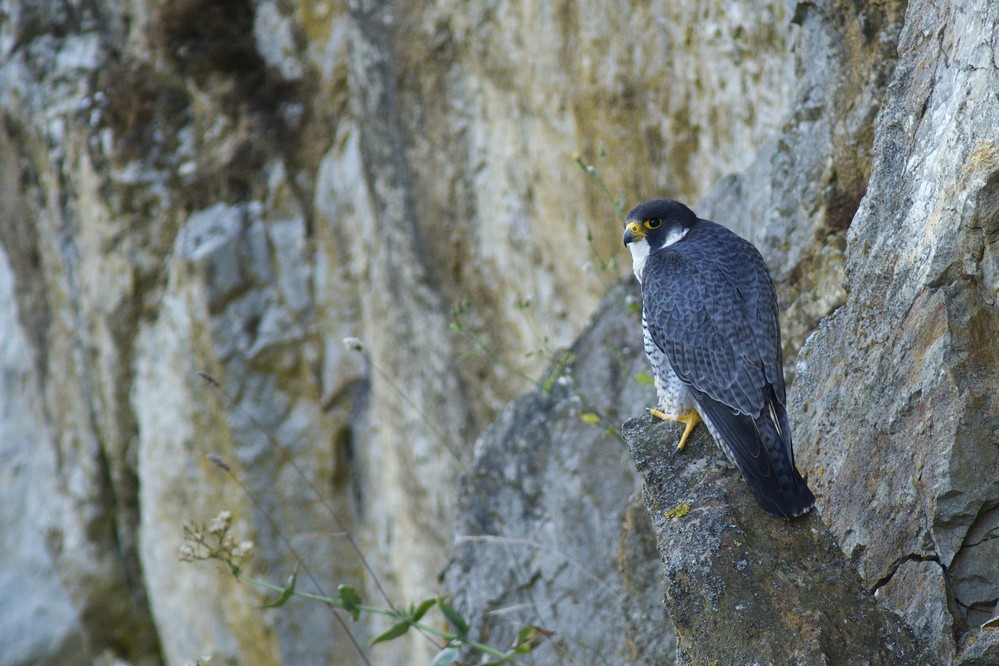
top-left (623, 415), bottom-right (931, 664)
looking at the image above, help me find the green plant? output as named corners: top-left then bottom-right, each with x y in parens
top-left (449, 300), bottom-right (543, 393)
top-left (574, 150), bottom-right (624, 219)
top-left (449, 300), bottom-right (626, 445)
top-left (185, 164), bottom-right (637, 659)
top-left (180, 507), bottom-right (547, 665)
top-left (341, 338), bottom-right (461, 461)
top-left (185, 374), bottom-right (553, 664)
top-left (575, 148), bottom-right (625, 278)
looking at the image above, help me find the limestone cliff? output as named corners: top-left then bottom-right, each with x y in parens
top-left (0, 0), bottom-right (996, 664)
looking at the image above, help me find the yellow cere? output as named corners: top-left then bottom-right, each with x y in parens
top-left (626, 221), bottom-right (643, 235)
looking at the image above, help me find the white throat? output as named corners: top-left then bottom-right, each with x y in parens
top-left (629, 237), bottom-right (650, 282)
top-left (628, 227), bottom-right (688, 283)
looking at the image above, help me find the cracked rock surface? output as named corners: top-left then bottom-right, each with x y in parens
top-left (792, 1), bottom-right (999, 661)
top-left (622, 414), bottom-right (931, 665)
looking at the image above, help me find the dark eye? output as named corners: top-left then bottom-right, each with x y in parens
top-left (645, 218), bottom-right (661, 229)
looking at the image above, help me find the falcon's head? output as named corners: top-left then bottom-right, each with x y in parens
top-left (622, 199), bottom-right (699, 282)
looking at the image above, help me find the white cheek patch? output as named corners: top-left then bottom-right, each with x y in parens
top-left (629, 227), bottom-right (689, 282)
top-left (629, 237), bottom-right (650, 282)
top-left (663, 227), bottom-right (688, 247)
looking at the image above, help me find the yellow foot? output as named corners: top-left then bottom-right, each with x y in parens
top-left (649, 408), bottom-right (702, 452)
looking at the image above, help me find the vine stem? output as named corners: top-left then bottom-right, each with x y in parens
top-left (240, 574), bottom-right (526, 665)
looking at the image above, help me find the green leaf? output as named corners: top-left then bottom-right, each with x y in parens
top-left (261, 565), bottom-right (299, 608)
top-left (432, 647), bottom-right (460, 666)
top-left (410, 597), bottom-right (436, 623)
top-left (338, 585), bottom-right (362, 621)
top-left (634, 372), bottom-right (655, 386)
top-left (371, 620), bottom-right (411, 646)
top-left (437, 597), bottom-right (469, 638)
top-left (580, 412), bottom-right (602, 426)
top-left (513, 625), bottom-right (554, 653)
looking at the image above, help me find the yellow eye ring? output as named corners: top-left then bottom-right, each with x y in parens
top-left (644, 219), bottom-right (661, 229)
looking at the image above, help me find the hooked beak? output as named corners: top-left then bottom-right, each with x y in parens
top-left (623, 221), bottom-right (644, 246)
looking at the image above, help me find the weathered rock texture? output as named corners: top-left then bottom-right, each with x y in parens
top-left (0, 0), bottom-right (996, 664)
top-left (792, 1), bottom-right (999, 662)
top-left (623, 414), bottom-right (930, 664)
top-left (0, 238), bottom-right (88, 664)
top-left (441, 281), bottom-right (676, 664)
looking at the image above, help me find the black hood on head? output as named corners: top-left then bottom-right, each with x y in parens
top-left (625, 200), bottom-right (698, 229)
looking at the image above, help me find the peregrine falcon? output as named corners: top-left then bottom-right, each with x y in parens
top-left (623, 199), bottom-right (815, 518)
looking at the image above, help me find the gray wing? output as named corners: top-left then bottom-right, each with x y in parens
top-left (642, 221), bottom-right (784, 417)
top-left (641, 223), bottom-right (814, 518)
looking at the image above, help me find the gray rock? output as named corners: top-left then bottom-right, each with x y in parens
top-left (792, 0), bottom-right (999, 659)
top-left (442, 280), bottom-right (675, 664)
top-left (623, 413), bottom-right (931, 665)
top-left (697, 0), bottom-right (908, 374)
top-left (949, 502), bottom-right (999, 632)
top-left (958, 623), bottom-right (999, 666)
top-left (876, 559), bottom-right (955, 662)
top-left (0, 247), bottom-right (87, 666)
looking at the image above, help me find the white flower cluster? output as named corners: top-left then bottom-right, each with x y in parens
top-left (178, 510), bottom-right (254, 566)
top-left (342, 336), bottom-right (364, 352)
top-left (207, 510), bottom-right (233, 536)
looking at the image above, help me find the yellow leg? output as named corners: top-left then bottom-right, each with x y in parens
top-left (649, 408), bottom-right (701, 452)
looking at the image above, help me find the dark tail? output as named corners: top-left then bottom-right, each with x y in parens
top-left (694, 390), bottom-right (815, 519)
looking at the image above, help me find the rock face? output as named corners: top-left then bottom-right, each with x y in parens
top-left (792, 2), bottom-right (999, 662)
top-left (622, 414), bottom-right (930, 664)
top-left (0, 245), bottom-right (88, 664)
top-left (441, 281), bottom-right (676, 664)
top-left (0, 0), bottom-right (996, 664)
